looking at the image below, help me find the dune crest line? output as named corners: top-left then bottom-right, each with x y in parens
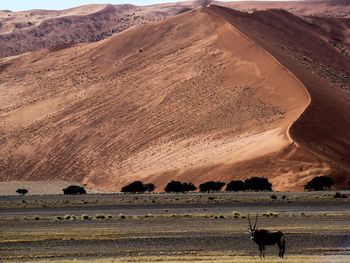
top-left (205, 5), bottom-right (311, 147)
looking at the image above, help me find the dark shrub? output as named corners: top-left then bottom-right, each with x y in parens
top-left (144, 183), bottom-right (155, 193)
top-left (304, 176), bottom-right (333, 191)
top-left (63, 185), bottom-right (86, 195)
top-left (16, 188), bottom-right (28, 195)
top-left (334, 192), bottom-right (341, 198)
top-left (183, 182), bottom-right (197, 192)
top-left (119, 214), bottom-right (126, 219)
top-left (334, 192), bottom-right (348, 199)
top-left (95, 214), bottom-right (106, 219)
top-left (165, 181), bottom-right (184, 192)
top-left (281, 195), bottom-right (287, 200)
top-left (226, 180), bottom-right (246, 192)
top-left (81, 214), bottom-right (90, 220)
top-left (16, 188), bottom-right (28, 203)
top-left (164, 181), bottom-right (197, 193)
top-left (121, 181), bottom-right (146, 193)
top-left (244, 177), bottom-right (272, 191)
top-left (271, 194), bottom-right (277, 200)
top-left (199, 181), bottom-right (225, 192)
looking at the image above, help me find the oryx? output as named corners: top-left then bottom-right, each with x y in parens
top-left (248, 214), bottom-right (285, 258)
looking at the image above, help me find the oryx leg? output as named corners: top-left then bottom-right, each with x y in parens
top-left (259, 245), bottom-right (263, 258)
top-left (277, 236), bottom-right (285, 258)
top-left (262, 245), bottom-right (265, 258)
top-left (278, 246), bottom-right (282, 258)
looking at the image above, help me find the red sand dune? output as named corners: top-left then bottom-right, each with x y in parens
top-left (0, 4), bottom-right (349, 192)
top-left (0, 2), bottom-right (197, 58)
top-left (2, 0), bottom-right (349, 58)
top-left (217, 0), bottom-right (350, 18)
top-left (208, 4), bottom-right (350, 186)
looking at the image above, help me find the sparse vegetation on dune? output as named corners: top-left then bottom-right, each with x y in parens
top-left (0, 3), bottom-right (196, 58)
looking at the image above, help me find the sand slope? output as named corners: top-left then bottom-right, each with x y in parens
top-left (0, 4), bottom-right (108, 34)
top-left (0, 7), bottom-right (328, 191)
top-left (217, 0), bottom-right (350, 18)
top-left (1, 1), bottom-right (350, 59)
top-left (0, 2), bottom-right (196, 58)
top-left (208, 5), bottom-right (350, 187)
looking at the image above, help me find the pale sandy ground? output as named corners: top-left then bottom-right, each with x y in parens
top-left (0, 181), bottom-right (102, 195)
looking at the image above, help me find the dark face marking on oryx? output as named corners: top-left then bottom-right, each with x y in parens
top-left (248, 214), bottom-right (286, 258)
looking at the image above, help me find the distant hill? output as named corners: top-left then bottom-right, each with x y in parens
top-left (0, 2), bottom-right (196, 58)
top-left (1, 1), bottom-right (349, 58)
top-left (217, 0), bottom-right (350, 18)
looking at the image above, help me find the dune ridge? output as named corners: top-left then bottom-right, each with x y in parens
top-left (208, 5), bottom-right (350, 187)
top-left (205, 6), bottom-right (312, 145)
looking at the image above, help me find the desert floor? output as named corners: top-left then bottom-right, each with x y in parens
top-left (1, 192), bottom-right (350, 262)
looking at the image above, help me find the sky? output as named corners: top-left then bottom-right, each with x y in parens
top-left (0, 0), bottom-right (178, 11)
top-left (0, 0), bottom-right (291, 12)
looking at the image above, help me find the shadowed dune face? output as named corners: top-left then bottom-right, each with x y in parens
top-left (0, 8), bottom-right (324, 191)
top-left (208, 5), bottom-right (350, 187)
top-left (217, 0), bottom-right (350, 18)
top-left (304, 16), bottom-right (350, 57)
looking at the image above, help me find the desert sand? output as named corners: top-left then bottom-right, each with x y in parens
top-left (0, 7), bottom-right (330, 192)
top-left (217, 0), bottom-right (350, 18)
top-left (208, 4), bottom-right (350, 187)
top-left (0, 2), bottom-right (197, 58)
top-left (0, 2), bottom-right (349, 192)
